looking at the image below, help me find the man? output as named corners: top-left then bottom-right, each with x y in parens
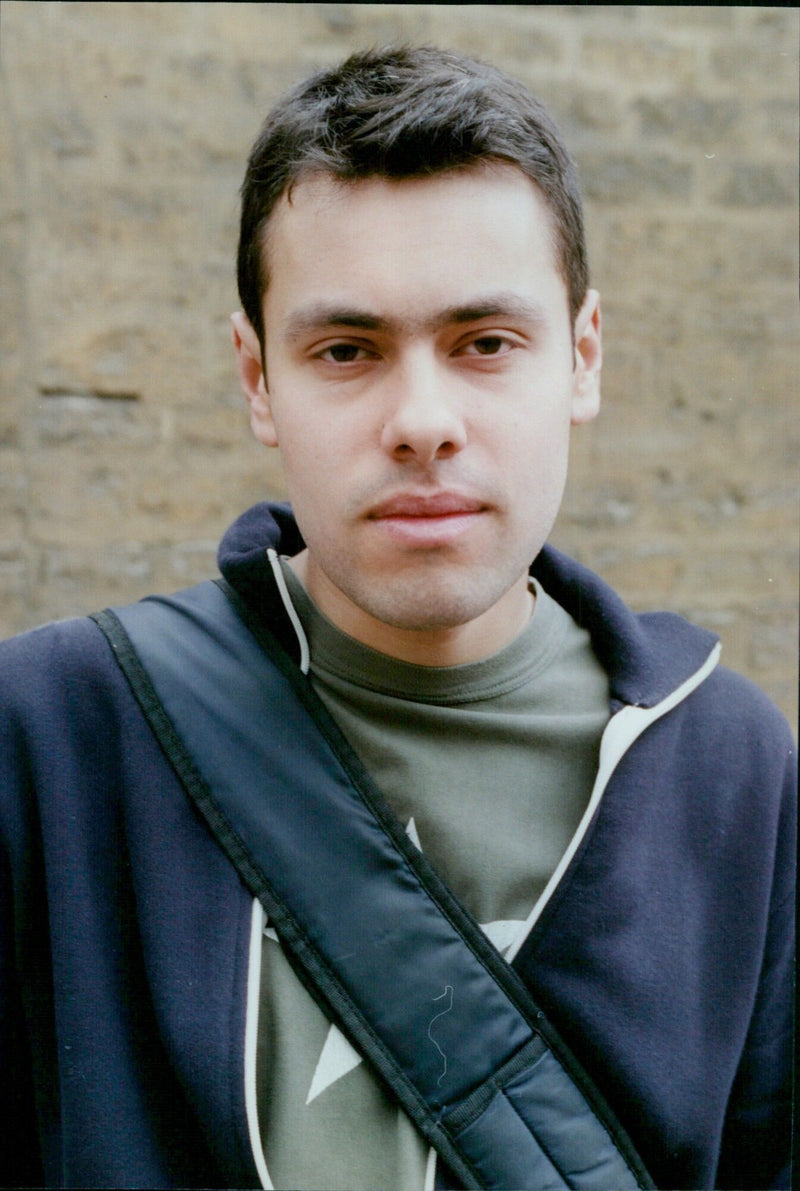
top-left (0, 47), bottom-right (794, 1191)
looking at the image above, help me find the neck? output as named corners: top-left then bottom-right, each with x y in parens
top-left (287, 552), bottom-right (535, 667)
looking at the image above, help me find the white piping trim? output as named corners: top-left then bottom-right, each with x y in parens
top-left (505, 642), bottom-right (722, 964)
top-left (244, 897), bottom-right (273, 1190)
top-left (423, 1146), bottom-right (438, 1191)
top-left (266, 547), bottom-right (311, 675)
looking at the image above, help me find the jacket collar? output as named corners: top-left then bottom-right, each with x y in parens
top-left (218, 502), bottom-right (719, 711)
top-left (530, 547), bottom-right (718, 711)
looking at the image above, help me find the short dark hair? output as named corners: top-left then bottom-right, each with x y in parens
top-left (237, 46), bottom-right (588, 350)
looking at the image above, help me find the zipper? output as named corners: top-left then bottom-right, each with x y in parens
top-left (243, 560), bottom-right (721, 1182)
top-left (505, 640), bottom-right (722, 963)
top-left (244, 897), bottom-right (273, 1190)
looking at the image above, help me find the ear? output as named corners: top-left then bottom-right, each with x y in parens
top-left (570, 289), bottom-right (602, 426)
top-left (230, 311), bottom-right (278, 447)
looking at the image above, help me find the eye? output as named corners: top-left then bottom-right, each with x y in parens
top-left (458, 335), bottom-right (515, 358)
top-left (315, 342), bottom-right (376, 364)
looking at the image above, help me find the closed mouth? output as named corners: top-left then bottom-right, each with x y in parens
top-left (366, 492), bottom-right (487, 520)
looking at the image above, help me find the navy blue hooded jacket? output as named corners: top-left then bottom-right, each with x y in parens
top-left (0, 503), bottom-right (794, 1189)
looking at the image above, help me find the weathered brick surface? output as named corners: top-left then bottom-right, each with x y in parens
top-left (1, 3), bottom-right (797, 726)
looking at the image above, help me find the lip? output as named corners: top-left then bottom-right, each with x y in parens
top-left (367, 491), bottom-right (487, 519)
top-left (366, 491), bottom-right (488, 547)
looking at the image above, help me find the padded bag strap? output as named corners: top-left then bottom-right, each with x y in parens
top-left (93, 580), bottom-right (654, 1191)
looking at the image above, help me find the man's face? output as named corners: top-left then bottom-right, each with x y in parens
top-left (234, 164), bottom-right (601, 664)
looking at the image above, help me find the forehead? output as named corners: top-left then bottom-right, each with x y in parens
top-left (260, 164), bottom-right (565, 324)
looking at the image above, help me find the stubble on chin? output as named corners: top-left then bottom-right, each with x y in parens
top-left (318, 546), bottom-right (528, 635)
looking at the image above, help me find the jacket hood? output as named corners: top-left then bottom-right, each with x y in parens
top-left (218, 502), bottom-right (719, 712)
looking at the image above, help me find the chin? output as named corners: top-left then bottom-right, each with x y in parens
top-left (354, 572), bottom-right (510, 634)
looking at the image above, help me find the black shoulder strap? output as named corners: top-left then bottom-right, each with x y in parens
top-left (92, 580), bottom-right (654, 1191)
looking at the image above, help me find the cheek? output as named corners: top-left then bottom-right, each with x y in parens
top-left (269, 392), bottom-right (327, 469)
top-left (271, 412), bottom-right (356, 531)
top-left (503, 402), bottom-right (572, 470)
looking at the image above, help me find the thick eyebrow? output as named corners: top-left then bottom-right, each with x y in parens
top-left (284, 306), bottom-right (388, 340)
top-left (282, 294), bottom-right (549, 342)
top-left (440, 296), bottom-right (549, 329)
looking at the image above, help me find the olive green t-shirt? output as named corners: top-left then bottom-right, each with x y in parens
top-left (256, 564), bottom-right (610, 1190)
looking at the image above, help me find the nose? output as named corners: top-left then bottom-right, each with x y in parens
top-left (380, 352), bottom-right (468, 465)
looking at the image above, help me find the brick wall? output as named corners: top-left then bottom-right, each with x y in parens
top-left (1, 3), bottom-right (797, 725)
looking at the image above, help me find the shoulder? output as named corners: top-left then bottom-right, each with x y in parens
top-left (535, 547), bottom-right (794, 762)
top-left (0, 615), bottom-right (131, 735)
top-left (1, 617), bottom-right (135, 844)
top-left (683, 660), bottom-right (795, 763)
top-left (1, 613), bottom-right (114, 682)
top-left (632, 659), bottom-right (797, 863)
